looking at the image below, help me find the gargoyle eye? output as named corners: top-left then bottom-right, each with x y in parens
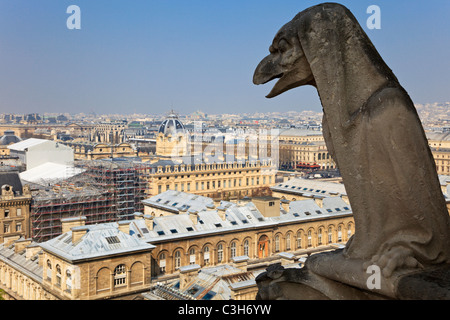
top-left (278, 39), bottom-right (289, 53)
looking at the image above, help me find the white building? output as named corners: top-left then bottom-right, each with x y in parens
top-left (8, 138), bottom-right (74, 170)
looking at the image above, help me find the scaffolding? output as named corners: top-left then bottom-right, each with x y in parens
top-left (30, 179), bottom-right (117, 243)
top-left (29, 159), bottom-right (151, 243)
top-left (77, 159), bottom-right (151, 221)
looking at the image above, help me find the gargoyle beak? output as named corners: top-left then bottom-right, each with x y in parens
top-left (253, 55), bottom-right (284, 98)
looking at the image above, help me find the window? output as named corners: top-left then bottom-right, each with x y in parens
top-left (204, 246), bottom-right (210, 265)
top-left (231, 242), bottom-right (237, 259)
top-left (308, 230), bottom-right (312, 247)
top-left (243, 240), bottom-right (249, 257)
top-left (46, 260), bottom-right (52, 281)
top-left (16, 223), bottom-right (22, 232)
top-left (275, 235), bottom-right (280, 252)
top-left (338, 226), bottom-right (342, 242)
top-left (189, 248), bottom-right (196, 264)
top-left (56, 265), bottom-right (62, 287)
top-left (318, 228), bottom-right (323, 245)
top-left (328, 227), bottom-right (333, 243)
top-left (217, 244), bottom-right (223, 263)
top-left (105, 236), bottom-right (120, 244)
top-left (4, 209), bottom-right (9, 218)
top-left (114, 264), bottom-right (126, 286)
top-left (174, 251), bottom-right (181, 270)
top-left (16, 208), bottom-right (22, 216)
top-left (159, 253), bottom-right (166, 273)
top-left (297, 233), bottom-right (302, 249)
top-left (286, 233), bottom-right (291, 250)
top-left (269, 201), bottom-right (274, 206)
top-left (66, 270), bottom-right (72, 293)
top-left (3, 224), bottom-right (10, 233)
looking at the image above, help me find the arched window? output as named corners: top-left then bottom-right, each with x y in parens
top-left (159, 253), bottom-right (166, 273)
top-left (203, 246), bottom-right (210, 265)
top-left (46, 260), bottom-right (52, 281)
top-left (243, 240), bottom-right (249, 257)
top-left (275, 235), bottom-right (280, 252)
top-left (307, 230), bottom-right (312, 247)
top-left (286, 233), bottom-right (291, 251)
top-left (56, 265), bottom-right (62, 287)
top-left (328, 227), bottom-right (333, 243)
top-left (296, 232), bottom-right (302, 249)
top-left (230, 242), bottom-right (237, 259)
top-left (114, 264), bottom-right (126, 287)
top-left (338, 226), bottom-right (342, 242)
top-left (217, 244), bottom-right (224, 263)
top-left (189, 248), bottom-right (196, 265)
top-left (66, 270), bottom-right (72, 293)
top-left (318, 228), bottom-right (323, 245)
top-left (174, 250), bottom-right (182, 270)
top-left (347, 223), bottom-right (352, 239)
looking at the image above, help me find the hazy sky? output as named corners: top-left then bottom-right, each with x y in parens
top-left (0, 0), bottom-right (449, 115)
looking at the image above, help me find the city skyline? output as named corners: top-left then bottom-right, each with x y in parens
top-left (0, 0), bottom-right (449, 115)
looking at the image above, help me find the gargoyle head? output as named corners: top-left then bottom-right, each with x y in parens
top-left (253, 18), bottom-right (315, 98)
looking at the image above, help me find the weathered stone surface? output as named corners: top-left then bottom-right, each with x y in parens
top-left (253, 2), bottom-right (450, 299)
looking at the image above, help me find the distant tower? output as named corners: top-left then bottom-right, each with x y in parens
top-left (156, 111), bottom-right (188, 158)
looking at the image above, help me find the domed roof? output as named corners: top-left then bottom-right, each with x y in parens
top-left (158, 112), bottom-right (185, 137)
top-left (0, 130), bottom-right (22, 146)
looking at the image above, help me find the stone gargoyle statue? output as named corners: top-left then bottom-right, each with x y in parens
top-left (253, 2), bottom-right (450, 299)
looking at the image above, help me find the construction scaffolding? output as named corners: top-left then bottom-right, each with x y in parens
top-left (30, 179), bottom-right (117, 243)
top-left (77, 159), bottom-right (151, 221)
top-left (29, 159), bottom-right (151, 243)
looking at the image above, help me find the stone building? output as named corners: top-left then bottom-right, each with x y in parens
top-left (0, 170), bottom-right (32, 245)
top-left (132, 190), bottom-right (354, 277)
top-left (0, 217), bottom-right (155, 300)
top-left (278, 128), bottom-right (336, 170)
top-left (147, 158), bottom-right (275, 199)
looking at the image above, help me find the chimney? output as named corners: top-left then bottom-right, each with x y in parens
top-left (314, 197), bottom-right (323, 208)
top-left (118, 221), bottom-right (131, 235)
top-left (144, 214), bottom-right (154, 231)
top-left (189, 210), bottom-right (198, 225)
top-left (281, 199), bottom-right (290, 212)
top-left (232, 255), bottom-right (249, 272)
top-left (25, 243), bottom-right (41, 260)
top-left (71, 226), bottom-right (89, 243)
top-left (14, 239), bottom-right (32, 254)
top-left (179, 264), bottom-right (200, 291)
top-left (206, 203), bottom-right (215, 211)
top-left (61, 216), bottom-right (86, 234)
top-left (134, 212), bottom-right (144, 220)
top-left (217, 206), bottom-right (227, 221)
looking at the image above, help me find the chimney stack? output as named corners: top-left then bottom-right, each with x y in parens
top-left (144, 214), bottom-right (154, 231)
top-left (118, 221), bottom-right (131, 235)
top-left (71, 226), bottom-right (89, 243)
top-left (61, 216), bottom-right (86, 234)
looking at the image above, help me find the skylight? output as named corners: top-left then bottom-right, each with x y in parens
top-left (105, 236), bottom-right (120, 244)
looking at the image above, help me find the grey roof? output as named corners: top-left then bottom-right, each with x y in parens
top-left (142, 190), bottom-right (217, 214)
top-left (271, 177), bottom-right (347, 197)
top-left (426, 131), bottom-right (450, 141)
top-left (0, 241), bottom-right (43, 282)
top-left (40, 223), bottom-right (155, 263)
top-left (0, 170), bottom-right (23, 195)
top-left (278, 128), bottom-right (323, 137)
top-left (131, 193), bottom-right (352, 243)
top-left (0, 131), bottom-right (21, 146)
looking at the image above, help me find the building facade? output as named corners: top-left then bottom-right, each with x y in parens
top-left (0, 171), bottom-right (32, 245)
